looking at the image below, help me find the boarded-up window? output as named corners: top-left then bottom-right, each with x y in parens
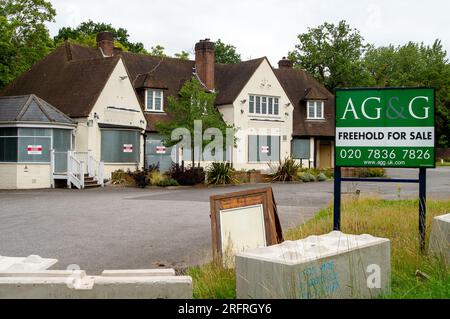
top-left (101, 130), bottom-right (140, 163)
top-left (292, 138), bottom-right (310, 159)
top-left (248, 135), bottom-right (280, 162)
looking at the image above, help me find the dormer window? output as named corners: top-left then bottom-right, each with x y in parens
top-left (146, 90), bottom-right (164, 112)
top-left (307, 100), bottom-right (324, 119)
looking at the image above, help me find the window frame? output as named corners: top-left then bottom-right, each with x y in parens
top-left (248, 94), bottom-right (280, 116)
top-left (306, 100), bottom-right (325, 120)
top-left (145, 89), bottom-right (164, 112)
top-left (0, 127), bottom-right (73, 164)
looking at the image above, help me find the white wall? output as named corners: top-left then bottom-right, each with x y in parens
top-left (225, 59), bottom-right (293, 171)
top-left (0, 164), bottom-right (51, 189)
top-left (0, 164), bottom-right (17, 189)
top-left (16, 164), bottom-right (51, 189)
top-left (74, 58), bottom-right (147, 179)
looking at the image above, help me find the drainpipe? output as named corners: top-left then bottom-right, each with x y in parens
top-left (142, 132), bottom-right (147, 170)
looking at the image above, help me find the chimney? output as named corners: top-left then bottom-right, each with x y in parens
top-left (96, 32), bottom-right (114, 57)
top-left (195, 39), bottom-right (215, 91)
top-left (278, 57), bottom-right (293, 69)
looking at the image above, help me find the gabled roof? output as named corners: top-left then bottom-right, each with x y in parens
top-left (274, 68), bottom-right (335, 137)
top-left (0, 94), bottom-right (75, 126)
top-left (215, 58), bottom-right (265, 105)
top-left (1, 44), bottom-right (121, 118)
top-left (1, 43), bottom-right (265, 132)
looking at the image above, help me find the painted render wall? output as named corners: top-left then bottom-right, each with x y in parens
top-left (0, 164), bottom-right (17, 189)
top-left (0, 163), bottom-right (51, 189)
top-left (228, 59), bottom-right (294, 171)
top-left (73, 58), bottom-right (146, 179)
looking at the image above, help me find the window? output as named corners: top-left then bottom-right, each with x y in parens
top-left (0, 128), bottom-right (71, 163)
top-left (307, 101), bottom-right (325, 119)
top-left (145, 134), bottom-right (174, 172)
top-left (248, 135), bottom-right (280, 162)
top-left (249, 95), bottom-right (279, 115)
top-left (101, 129), bottom-right (140, 163)
top-left (292, 139), bottom-right (310, 159)
top-left (146, 90), bottom-right (164, 112)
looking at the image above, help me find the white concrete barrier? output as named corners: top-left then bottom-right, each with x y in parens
top-left (0, 255), bottom-right (57, 272)
top-left (0, 269), bottom-right (192, 299)
top-left (236, 231), bottom-right (391, 299)
top-left (429, 213), bottom-right (450, 264)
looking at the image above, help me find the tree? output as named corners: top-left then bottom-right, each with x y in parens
top-left (149, 45), bottom-right (167, 58)
top-left (288, 20), bottom-right (371, 90)
top-left (174, 51), bottom-right (190, 60)
top-left (53, 20), bottom-right (147, 54)
top-left (0, 0), bottom-right (55, 89)
top-left (214, 39), bottom-right (241, 64)
top-left (364, 40), bottom-right (450, 147)
top-left (155, 77), bottom-right (233, 166)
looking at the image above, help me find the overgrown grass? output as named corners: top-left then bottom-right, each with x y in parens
top-left (189, 198), bottom-right (450, 299)
top-left (187, 262), bottom-right (236, 299)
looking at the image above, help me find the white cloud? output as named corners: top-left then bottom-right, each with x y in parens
top-left (46, 0), bottom-right (450, 65)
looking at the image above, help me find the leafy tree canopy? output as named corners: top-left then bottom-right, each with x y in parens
top-left (149, 44), bottom-right (167, 58)
top-left (174, 50), bottom-right (190, 60)
top-left (0, 0), bottom-right (55, 88)
top-left (364, 40), bottom-right (450, 147)
top-left (53, 20), bottom-right (147, 54)
top-left (155, 77), bottom-right (233, 165)
top-left (288, 20), bottom-right (371, 90)
top-left (214, 39), bottom-right (241, 64)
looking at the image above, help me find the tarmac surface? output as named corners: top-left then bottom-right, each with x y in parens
top-left (0, 167), bottom-right (449, 273)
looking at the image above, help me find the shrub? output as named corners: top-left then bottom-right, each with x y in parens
top-left (352, 167), bottom-right (385, 178)
top-left (111, 169), bottom-right (134, 186)
top-left (168, 163), bottom-right (205, 186)
top-left (269, 157), bottom-right (301, 182)
top-left (130, 169), bottom-right (149, 188)
top-left (299, 172), bottom-right (315, 182)
top-left (148, 171), bottom-right (164, 186)
top-left (206, 162), bottom-right (238, 185)
top-left (317, 173), bottom-right (328, 181)
top-left (147, 163), bottom-right (160, 173)
top-left (157, 177), bottom-right (179, 187)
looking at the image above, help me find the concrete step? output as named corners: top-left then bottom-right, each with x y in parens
top-left (84, 183), bottom-right (101, 189)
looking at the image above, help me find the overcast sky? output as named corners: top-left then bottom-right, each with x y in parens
top-left (46, 0), bottom-right (450, 65)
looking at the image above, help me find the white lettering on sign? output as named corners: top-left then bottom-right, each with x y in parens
top-left (361, 97), bottom-right (381, 120)
top-left (27, 145), bottom-right (42, 155)
top-left (123, 144), bottom-right (133, 153)
top-left (261, 146), bottom-right (270, 154)
top-left (156, 146), bottom-right (166, 154)
top-left (341, 98), bottom-right (360, 120)
top-left (340, 96), bottom-right (432, 120)
top-left (409, 96), bottom-right (430, 119)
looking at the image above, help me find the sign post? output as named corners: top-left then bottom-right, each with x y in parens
top-left (334, 87), bottom-right (435, 251)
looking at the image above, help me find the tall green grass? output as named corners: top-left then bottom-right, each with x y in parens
top-left (189, 198), bottom-right (450, 299)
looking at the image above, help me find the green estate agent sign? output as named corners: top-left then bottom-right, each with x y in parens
top-left (335, 88), bottom-right (435, 168)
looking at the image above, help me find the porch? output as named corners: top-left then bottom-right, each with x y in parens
top-left (51, 150), bottom-right (104, 189)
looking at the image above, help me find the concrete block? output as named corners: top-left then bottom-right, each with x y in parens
top-left (0, 255), bottom-right (57, 272)
top-left (236, 231), bottom-right (391, 299)
top-left (0, 269), bottom-right (192, 299)
top-left (101, 269), bottom-right (176, 277)
top-left (429, 213), bottom-right (450, 264)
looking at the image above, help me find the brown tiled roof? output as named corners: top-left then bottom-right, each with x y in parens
top-left (274, 68), bottom-right (335, 137)
top-left (214, 58), bottom-right (265, 105)
top-left (1, 44), bottom-right (120, 118)
top-left (1, 42), bottom-right (265, 132)
top-left (1, 42), bottom-right (331, 137)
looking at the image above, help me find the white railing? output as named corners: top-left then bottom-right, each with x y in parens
top-left (87, 150), bottom-right (105, 187)
top-left (50, 150), bottom-right (105, 189)
top-left (67, 150), bottom-right (84, 189)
